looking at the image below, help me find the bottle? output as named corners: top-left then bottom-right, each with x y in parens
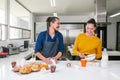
top-left (30, 49), bottom-right (36, 61)
top-left (50, 58), bottom-right (56, 65)
top-left (101, 48), bottom-right (108, 68)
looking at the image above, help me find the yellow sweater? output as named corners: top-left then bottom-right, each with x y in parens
top-left (73, 33), bottom-right (102, 59)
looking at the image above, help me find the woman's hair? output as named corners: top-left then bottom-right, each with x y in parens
top-left (46, 17), bottom-right (59, 31)
top-left (86, 18), bottom-right (96, 27)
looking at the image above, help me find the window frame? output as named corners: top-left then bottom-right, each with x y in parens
top-left (9, 26), bottom-right (31, 40)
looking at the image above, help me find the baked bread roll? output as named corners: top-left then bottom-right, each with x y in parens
top-left (34, 62), bottom-right (41, 65)
top-left (40, 64), bottom-right (49, 70)
top-left (31, 64), bottom-right (41, 72)
top-left (19, 66), bottom-right (31, 74)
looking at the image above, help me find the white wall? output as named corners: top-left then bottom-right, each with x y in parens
top-left (0, 40), bottom-right (23, 47)
top-left (107, 15), bottom-right (120, 50)
top-left (0, 39), bottom-right (32, 47)
top-left (0, 41), bottom-right (9, 47)
top-left (35, 14), bottom-right (95, 22)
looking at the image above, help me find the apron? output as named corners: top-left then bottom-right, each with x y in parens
top-left (41, 33), bottom-right (59, 58)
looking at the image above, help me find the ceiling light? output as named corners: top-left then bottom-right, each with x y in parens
top-left (53, 12), bottom-right (57, 17)
top-left (110, 12), bottom-right (120, 17)
top-left (50, 0), bottom-right (56, 7)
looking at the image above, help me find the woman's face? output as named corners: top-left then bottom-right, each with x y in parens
top-left (85, 23), bottom-right (96, 36)
top-left (51, 19), bottom-right (60, 31)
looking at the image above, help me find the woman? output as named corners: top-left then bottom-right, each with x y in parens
top-left (35, 17), bottom-right (64, 64)
top-left (73, 18), bottom-right (102, 60)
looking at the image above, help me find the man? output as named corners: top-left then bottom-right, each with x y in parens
top-left (35, 17), bottom-right (64, 64)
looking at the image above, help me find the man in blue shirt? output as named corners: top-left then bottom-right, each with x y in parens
top-left (35, 17), bottom-right (64, 64)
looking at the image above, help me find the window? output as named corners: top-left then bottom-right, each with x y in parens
top-left (9, 27), bottom-right (31, 39)
top-left (10, 27), bottom-right (22, 39)
top-left (0, 25), bottom-right (1, 40)
top-left (0, 0), bottom-right (31, 40)
top-left (2, 25), bottom-right (7, 40)
top-left (22, 30), bottom-right (31, 39)
top-left (0, 0), bottom-right (5, 24)
top-left (10, 0), bottom-right (30, 29)
top-left (9, 0), bottom-right (31, 40)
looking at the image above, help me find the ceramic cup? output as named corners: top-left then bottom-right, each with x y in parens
top-left (80, 59), bottom-right (87, 67)
top-left (50, 65), bottom-right (56, 73)
top-left (11, 61), bottom-right (16, 68)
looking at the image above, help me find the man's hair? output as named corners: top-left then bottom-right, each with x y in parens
top-left (46, 17), bottom-right (59, 29)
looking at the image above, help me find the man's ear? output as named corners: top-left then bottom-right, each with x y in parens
top-left (50, 22), bottom-right (54, 26)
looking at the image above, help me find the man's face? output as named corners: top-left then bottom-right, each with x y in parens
top-left (52, 19), bottom-right (60, 31)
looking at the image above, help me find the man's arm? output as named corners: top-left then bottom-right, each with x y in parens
top-left (57, 33), bottom-right (64, 59)
top-left (54, 52), bottom-right (62, 60)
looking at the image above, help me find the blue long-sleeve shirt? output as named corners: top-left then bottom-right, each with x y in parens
top-left (35, 31), bottom-right (64, 54)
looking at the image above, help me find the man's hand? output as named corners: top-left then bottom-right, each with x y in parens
top-left (43, 58), bottom-right (52, 64)
top-left (53, 57), bottom-right (58, 64)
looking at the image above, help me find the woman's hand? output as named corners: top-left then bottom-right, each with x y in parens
top-left (79, 53), bottom-right (85, 59)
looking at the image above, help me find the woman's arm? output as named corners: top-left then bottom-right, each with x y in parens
top-left (73, 35), bottom-right (80, 56)
top-left (96, 40), bottom-right (102, 59)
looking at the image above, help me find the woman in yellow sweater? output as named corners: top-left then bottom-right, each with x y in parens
top-left (73, 18), bottom-right (102, 60)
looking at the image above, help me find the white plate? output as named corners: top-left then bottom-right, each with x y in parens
top-left (85, 54), bottom-right (96, 61)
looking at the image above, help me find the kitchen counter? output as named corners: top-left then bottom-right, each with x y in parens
top-left (0, 48), bottom-right (33, 62)
top-left (0, 53), bottom-right (120, 80)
